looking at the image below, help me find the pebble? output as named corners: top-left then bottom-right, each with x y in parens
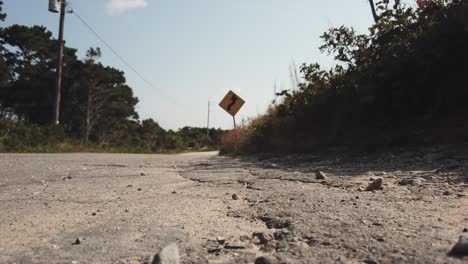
top-left (375, 236), bottom-right (385, 242)
top-left (449, 235), bottom-right (468, 256)
top-left (398, 178), bottom-right (421, 186)
top-left (140, 173), bottom-right (146, 176)
top-left (216, 236), bottom-right (226, 244)
top-left (232, 194), bottom-right (239, 200)
top-left (365, 178), bottom-right (383, 191)
top-left (152, 243), bottom-right (180, 264)
top-left (363, 259), bottom-right (378, 264)
top-left (253, 231), bottom-right (273, 244)
top-left (224, 240), bottom-right (246, 249)
top-left (255, 256), bottom-right (276, 264)
top-left (443, 190), bottom-right (451, 196)
top-left (375, 171), bottom-right (387, 176)
top-left (274, 230), bottom-right (294, 241)
top-left (72, 238), bottom-right (81, 245)
top-left (315, 171), bottom-right (326, 180)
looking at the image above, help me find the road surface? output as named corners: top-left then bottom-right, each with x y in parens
top-left (0, 152), bottom-right (467, 263)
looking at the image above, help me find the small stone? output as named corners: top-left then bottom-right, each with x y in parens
top-left (152, 243), bottom-right (180, 264)
top-left (398, 178), bottom-right (424, 186)
top-left (398, 178), bottom-right (417, 186)
top-left (449, 235), bottom-right (468, 256)
top-left (443, 190), bottom-right (451, 196)
top-left (62, 176), bottom-right (72, 181)
top-left (140, 173), bottom-right (146, 176)
top-left (224, 240), bottom-right (246, 249)
top-left (363, 259), bottom-right (378, 264)
top-left (137, 188), bottom-right (142, 191)
top-left (365, 178), bottom-right (383, 192)
top-left (91, 212), bottom-right (96, 216)
top-left (171, 191), bottom-right (177, 194)
top-left (72, 238), bottom-right (81, 245)
top-left (232, 194), bottom-right (239, 200)
top-left (255, 256), bottom-right (275, 264)
top-left (315, 171), bottom-right (326, 180)
top-left (239, 235), bottom-right (250, 241)
top-left (463, 228), bottom-right (468, 233)
top-left (274, 230), bottom-right (294, 241)
top-left (126, 185), bottom-right (133, 187)
top-left (216, 237), bottom-right (226, 244)
top-left (253, 231), bottom-right (273, 244)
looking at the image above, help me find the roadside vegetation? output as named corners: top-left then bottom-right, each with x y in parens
top-left (0, 2), bottom-right (224, 153)
top-left (221, 0), bottom-right (468, 154)
top-left (0, 117), bottom-right (224, 153)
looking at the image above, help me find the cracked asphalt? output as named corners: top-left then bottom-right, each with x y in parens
top-left (0, 151), bottom-right (467, 263)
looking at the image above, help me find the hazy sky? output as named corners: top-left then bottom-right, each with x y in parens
top-left (2, 0), bottom-right (416, 130)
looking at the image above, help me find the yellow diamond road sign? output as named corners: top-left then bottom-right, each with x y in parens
top-left (219, 90), bottom-right (245, 117)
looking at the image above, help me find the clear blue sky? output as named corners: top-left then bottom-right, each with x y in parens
top-left (2, 0), bottom-right (415, 130)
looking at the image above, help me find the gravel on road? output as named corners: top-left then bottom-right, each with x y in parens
top-left (0, 151), bottom-right (467, 263)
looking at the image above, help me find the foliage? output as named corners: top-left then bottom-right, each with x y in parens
top-left (221, 0), bottom-right (468, 154)
top-left (0, 118), bottom-right (65, 152)
top-left (0, 1), bottom-right (5, 22)
top-left (0, 7), bottom-right (226, 153)
top-left (0, 25), bottom-right (79, 124)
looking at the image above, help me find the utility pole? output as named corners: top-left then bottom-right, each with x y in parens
top-left (53, 0), bottom-right (66, 125)
top-left (206, 101), bottom-right (210, 137)
top-left (368, 0), bottom-right (379, 23)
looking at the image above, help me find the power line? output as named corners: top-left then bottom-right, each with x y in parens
top-left (72, 10), bottom-right (182, 107)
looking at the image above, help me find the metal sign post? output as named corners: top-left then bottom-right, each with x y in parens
top-left (219, 90), bottom-right (245, 129)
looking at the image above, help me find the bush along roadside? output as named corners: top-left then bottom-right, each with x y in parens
top-left (0, 118), bottom-right (225, 153)
top-left (220, 1), bottom-right (468, 155)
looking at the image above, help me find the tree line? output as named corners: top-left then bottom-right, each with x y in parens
top-left (0, 2), bottom-right (224, 152)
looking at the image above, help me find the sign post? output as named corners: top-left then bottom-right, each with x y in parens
top-left (219, 90), bottom-right (245, 129)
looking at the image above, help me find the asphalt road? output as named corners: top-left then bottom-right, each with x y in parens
top-left (0, 152), bottom-right (467, 263)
